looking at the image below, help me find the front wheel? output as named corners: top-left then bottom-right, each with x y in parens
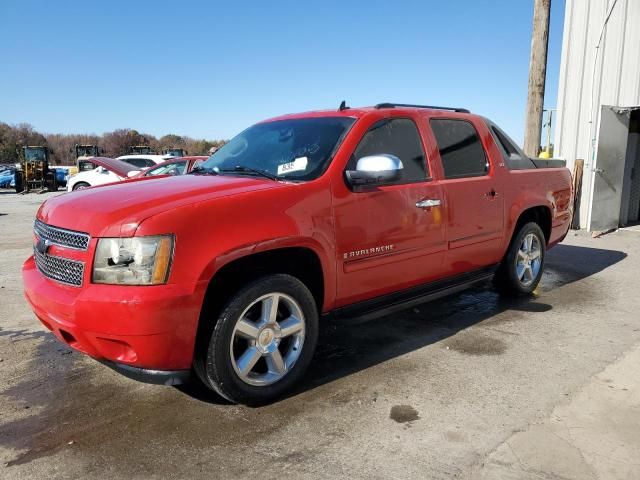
top-left (72, 182), bottom-right (90, 191)
top-left (194, 274), bottom-right (319, 405)
top-left (494, 222), bottom-right (546, 296)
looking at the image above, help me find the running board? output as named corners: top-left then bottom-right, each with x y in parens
top-left (326, 265), bottom-right (498, 322)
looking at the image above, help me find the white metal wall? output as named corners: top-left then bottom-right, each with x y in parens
top-left (554, 0), bottom-right (640, 228)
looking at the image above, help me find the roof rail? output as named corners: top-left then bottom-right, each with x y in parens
top-left (374, 103), bottom-right (470, 113)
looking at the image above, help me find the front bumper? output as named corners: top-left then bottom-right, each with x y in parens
top-left (100, 360), bottom-right (190, 386)
top-left (22, 255), bottom-right (206, 372)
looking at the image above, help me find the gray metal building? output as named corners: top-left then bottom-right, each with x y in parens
top-left (554, 0), bottom-right (640, 230)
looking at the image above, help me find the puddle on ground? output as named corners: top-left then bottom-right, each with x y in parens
top-left (390, 405), bottom-right (420, 423)
top-left (445, 332), bottom-right (506, 356)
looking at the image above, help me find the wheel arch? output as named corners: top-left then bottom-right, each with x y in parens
top-left (510, 205), bottom-right (552, 246)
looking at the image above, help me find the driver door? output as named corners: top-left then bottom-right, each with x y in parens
top-left (332, 117), bottom-right (447, 307)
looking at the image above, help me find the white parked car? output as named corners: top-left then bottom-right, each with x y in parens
top-left (66, 155), bottom-right (168, 191)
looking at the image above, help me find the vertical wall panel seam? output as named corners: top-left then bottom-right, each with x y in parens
top-left (556, 0), bottom-right (574, 155)
top-left (571, 0), bottom-right (592, 163)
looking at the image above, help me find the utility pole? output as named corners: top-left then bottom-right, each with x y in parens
top-left (524, 0), bottom-right (551, 158)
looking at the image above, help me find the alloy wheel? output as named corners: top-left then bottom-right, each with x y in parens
top-left (516, 233), bottom-right (542, 287)
top-left (230, 292), bottom-right (305, 386)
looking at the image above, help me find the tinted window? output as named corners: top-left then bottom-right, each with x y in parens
top-left (486, 122), bottom-right (536, 170)
top-left (430, 119), bottom-right (487, 179)
top-left (348, 118), bottom-right (427, 183)
top-left (124, 158), bottom-right (144, 168)
top-left (492, 126), bottom-right (520, 158)
top-left (123, 158), bottom-right (156, 168)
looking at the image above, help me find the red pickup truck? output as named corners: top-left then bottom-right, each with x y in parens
top-left (23, 103), bottom-right (572, 404)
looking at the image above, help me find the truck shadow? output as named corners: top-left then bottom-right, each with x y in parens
top-left (296, 243), bottom-right (625, 396)
top-left (182, 243), bottom-right (627, 404)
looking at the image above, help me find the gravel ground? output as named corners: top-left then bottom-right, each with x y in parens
top-left (1, 190), bottom-right (639, 479)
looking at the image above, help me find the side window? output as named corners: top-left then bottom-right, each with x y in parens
top-left (124, 158), bottom-right (144, 168)
top-left (143, 159), bottom-right (156, 167)
top-left (430, 119), bottom-right (488, 179)
top-left (348, 118), bottom-right (428, 183)
top-left (491, 126), bottom-right (521, 159)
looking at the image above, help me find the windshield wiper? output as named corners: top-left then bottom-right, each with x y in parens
top-left (218, 166), bottom-right (280, 181)
top-left (189, 166), bottom-right (219, 175)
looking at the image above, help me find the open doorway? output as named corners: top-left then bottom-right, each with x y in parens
top-left (620, 110), bottom-right (640, 226)
top-left (588, 106), bottom-right (640, 231)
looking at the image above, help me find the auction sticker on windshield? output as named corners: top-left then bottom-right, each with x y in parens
top-left (277, 157), bottom-right (308, 175)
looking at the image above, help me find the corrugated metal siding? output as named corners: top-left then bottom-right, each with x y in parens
top-left (554, 0), bottom-right (640, 227)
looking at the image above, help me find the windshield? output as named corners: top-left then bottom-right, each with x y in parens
top-left (199, 117), bottom-right (355, 181)
top-left (24, 148), bottom-right (46, 161)
top-left (76, 146), bottom-right (97, 157)
top-left (147, 161), bottom-right (186, 176)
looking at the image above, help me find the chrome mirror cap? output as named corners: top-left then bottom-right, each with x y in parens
top-left (356, 154), bottom-right (403, 172)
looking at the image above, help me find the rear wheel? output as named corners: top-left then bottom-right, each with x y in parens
top-left (14, 171), bottom-right (24, 193)
top-left (45, 171), bottom-right (57, 191)
top-left (494, 222), bottom-right (546, 296)
top-left (73, 182), bottom-right (90, 191)
top-left (194, 274), bottom-right (318, 405)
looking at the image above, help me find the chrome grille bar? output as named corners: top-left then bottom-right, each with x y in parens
top-left (33, 247), bottom-right (84, 287)
top-left (34, 219), bottom-right (90, 251)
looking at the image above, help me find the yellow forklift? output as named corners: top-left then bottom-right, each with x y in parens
top-left (14, 146), bottom-right (57, 194)
top-left (130, 145), bottom-right (154, 155)
top-left (75, 144), bottom-right (100, 172)
top-left (162, 148), bottom-right (187, 157)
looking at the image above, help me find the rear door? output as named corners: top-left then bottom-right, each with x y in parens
top-left (332, 116), bottom-right (447, 307)
top-left (428, 118), bottom-right (504, 272)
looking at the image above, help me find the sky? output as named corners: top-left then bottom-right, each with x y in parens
top-left (0, 0), bottom-right (565, 145)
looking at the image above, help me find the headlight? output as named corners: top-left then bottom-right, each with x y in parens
top-left (93, 235), bottom-right (174, 285)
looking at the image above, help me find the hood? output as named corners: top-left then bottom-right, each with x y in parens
top-left (85, 157), bottom-right (139, 177)
top-left (37, 174), bottom-right (282, 237)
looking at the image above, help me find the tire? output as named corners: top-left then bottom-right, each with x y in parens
top-left (194, 274), bottom-right (319, 405)
top-left (14, 171), bottom-right (24, 193)
top-left (73, 182), bottom-right (90, 191)
top-left (45, 171), bottom-right (57, 191)
top-left (494, 222), bottom-right (546, 296)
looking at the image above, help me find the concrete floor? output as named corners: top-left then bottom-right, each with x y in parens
top-left (1, 190), bottom-right (639, 479)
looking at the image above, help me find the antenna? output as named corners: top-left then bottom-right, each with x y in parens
top-left (339, 100), bottom-right (349, 111)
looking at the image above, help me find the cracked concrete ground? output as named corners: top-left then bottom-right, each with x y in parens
top-left (1, 191), bottom-right (640, 479)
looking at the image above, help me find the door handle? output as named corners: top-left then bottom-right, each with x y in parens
top-left (484, 189), bottom-right (498, 198)
top-left (416, 199), bottom-right (441, 208)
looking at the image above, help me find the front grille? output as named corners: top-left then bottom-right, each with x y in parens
top-left (34, 247), bottom-right (84, 287)
top-left (34, 219), bottom-right (90, 251)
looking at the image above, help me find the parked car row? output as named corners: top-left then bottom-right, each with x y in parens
top-left (66, 155), bottom-right (207, 191)
top-left (0, 166), bottom-right (16, 188)
top-left (0, 165), bottom-right (70, 189)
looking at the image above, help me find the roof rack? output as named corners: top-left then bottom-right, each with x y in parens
top-left (374, 103), bottom-right (470, 113)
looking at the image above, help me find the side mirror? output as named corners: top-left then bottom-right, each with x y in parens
top-left (127, 170), bottom-right (140, 177)
top-left (345, 154), bottom-right (403, 191)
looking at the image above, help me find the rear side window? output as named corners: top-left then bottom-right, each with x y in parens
top-left (348, 118), bottom-right (428, 183)
top-left (492, 127), bottom-right (520, 158)
top-left (486, 121), bottom-right (537, 170)
top-left (430, 119), bottom-right (488, 179)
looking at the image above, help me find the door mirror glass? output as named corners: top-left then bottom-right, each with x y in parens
top-left (345, 154), bottom-right (404, 190)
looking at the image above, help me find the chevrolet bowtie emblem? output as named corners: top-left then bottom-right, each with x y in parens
top-left (36, 237), bottom-right (52, 255)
